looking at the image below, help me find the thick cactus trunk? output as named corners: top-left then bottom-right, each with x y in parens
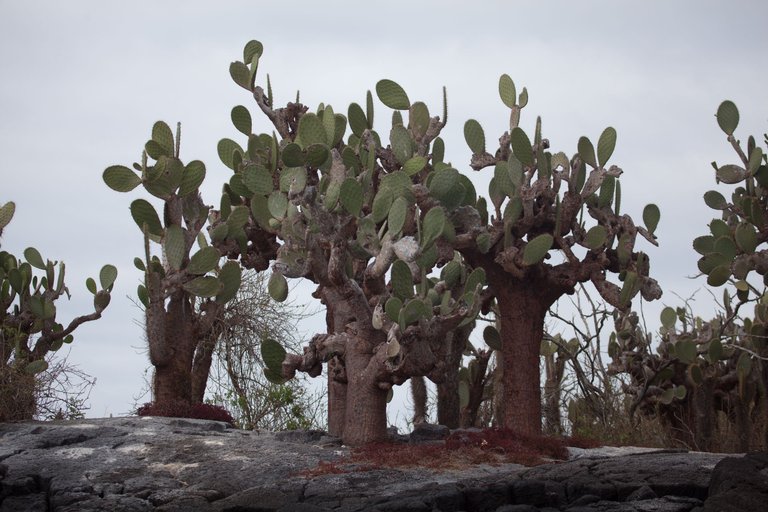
top-left (495, 284), bottom-right (552, 436)
top-left (341, 344), bottom-right (388, 446)
top-left (150, 292), bottom-right (195, 408)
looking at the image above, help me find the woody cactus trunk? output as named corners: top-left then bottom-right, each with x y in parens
top-left (449, 75), bottom-right (662, 435)
top-left (103, 123), bottom-right (250, 409)
top-left (214, 41), bottom-right (485, 445)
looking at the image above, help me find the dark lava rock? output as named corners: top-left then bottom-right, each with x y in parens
top-left (1, 418), bottom-right (764, 511)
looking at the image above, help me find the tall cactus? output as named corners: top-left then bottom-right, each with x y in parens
top-left (215, 40), bottom-right (485, 445)
top-left (437, 75), bottom-right (662, 436)
top-left (610, 101), bottom-right (768, 451)
top-left (0, 201), bottom-right (115, 420)
top-left (103, 124), bottom-right (245, 408)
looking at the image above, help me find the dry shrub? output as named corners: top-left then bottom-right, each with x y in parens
top-left (0, 365), bottom-right (36, 422)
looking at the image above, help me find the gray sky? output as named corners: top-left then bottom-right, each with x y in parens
top-left (1, 1), bottom-right (766, 421)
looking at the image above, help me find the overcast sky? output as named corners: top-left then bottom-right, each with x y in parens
top-left (1, 1), bottom-right (766, 422)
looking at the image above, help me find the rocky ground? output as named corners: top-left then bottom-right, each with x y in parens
top-left (0, 417), bottom-right (766, 511)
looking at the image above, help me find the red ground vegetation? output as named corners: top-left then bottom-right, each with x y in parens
top-left (136, 401), bottom-right (235, 425)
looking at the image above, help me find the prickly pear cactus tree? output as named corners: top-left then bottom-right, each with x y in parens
top-left (0, 201), bottom-right (116, 420)
top-left (444, 75), bottom-right (662, 435)
top-left (103, 123), bottom-right (244, 408)
top-left (217, 40), bottom-right (484, 445)
top-left (610, 101), bottom-right (768, 451)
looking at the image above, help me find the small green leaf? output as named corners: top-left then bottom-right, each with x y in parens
top-left (376, 79), bottom-right (410, 110)
top-left (716, 100), bottom-right (739, 135)
top-left (0, 201), bottom-right (15, 230)
top-left (522, 234), bottom-right (553, 265)
top-left (86, 277), bottom-right (97, 295)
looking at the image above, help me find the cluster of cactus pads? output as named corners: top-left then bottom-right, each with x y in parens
top-left (0, 201), bottom-right (115, 420)
top-left (609, 102), bottom-right (768, 450)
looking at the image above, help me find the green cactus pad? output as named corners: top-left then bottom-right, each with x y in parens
top-left (510, 127), bottom-right (533, 167)
top-left (577, 136), bottom-right (597, 168)
top-left (421, 206), bottom-right (446, 250)
top-left (296, 113), bottom-right (327, 149)
top-left (23, 247), bottom-right (45, 270)
top-left (596, 127), bottom-right (617, 167)
top-left (493, 161), bottom-right (515, 197)
top-left (518, 87), bottom-right (529, 108)
top-left (399, 298), bottom-right (429, 328)
top-left (385, 296), bottom-right (403, 322)
top-left (428, 167), bottom-right (459, 202)
top-left (464, 267), bottom-right (486, 296)
top-left (715, 164), bottom-right (747, 184)
top-left (305, 144), bottom-right (330, 167)
top-left (243, 40), bottom-right (263, 63)
top-left (267, 191), bottom-right (288, 220)
top-left (372, 187), bottom-right (395, 224)
top-left (229, 61), bottom-right (252, 91)
top-left (376, 79), bottom-right (410, 110)
top-left (463, 119), bottom-right (486, 154)
top-left (130, 199), bottom-right (163, 237)
top-left (282, 143), bottom-right (306, 168)
top-left (440, 260), bottom-right (462, 289)
top-left (523, 234), bottom-right (553, 266)
top-left (585, 225), bottom-right (608, 250)
top-left (716, 100), bottom-right (739, 135)
top-left (216, 261), bottom-right (242, 304)
top-left (24, 359), bottom-right (49, 375)
top-left (231, 105), bottom-right (252, 136)
top-left (348, 102), bottom-right (368, 137)
top-left (483, 325), bottom-right (502, 350)
top-left (103, 165), bottom-right (142, 192)
top-left (177, 160), bottom-right (206, 196)
top-left (675, 340), bottom-right (698, 364)
top-left (268, 271), bottom-right (288, 302)
top-left (0, 201), bottom-right (15, 230)
top-left (402, 156), bottom-right (427, 177)
top-left (241, 164), bottom-right (271, 196)
top-left (248, 196), bottom-right (271, 231)
top-left (390, 125), bottom-right (413, 165)
top-left (619, 271), bottom-right (638, 306)
top-left (432, 137), bottom-right (445, 164)
top-left (707, 264), bottom-right (731, 287)
top-left (182, 276), bottom-right (221, 297)
top-left (217, 138), bottom-right (244, 170)
top-left (735, 223), bottom-right (758, 253)
top-left (409, 102), bottom-right (430, 139)
top-left (187, 247), bottom-right (220, 275)
top-left (163, 225), bottom-right (186, 271)
top-left (498, 74), bottom-right (517, 109)
top-left (714, 235), bottom-right (737, 260)
top-left (642, 204), bottom-right (660, 235)
top-left (391, 259), bottom-right (414, 301)
top-left (388, 196), bottom-right (409, 237)
top-left (99, 264), bottom-right (118, 290)
top-left (660, 307), bottom-right (677, 329)
top-left (340, 178), bottom-right (363, 217)
top-left (703, 190), bottom-right (727, 210)
top-left (261, 337), bottom-right (287, 373)
top-left (598, 175), bottom-right (615, 209)
top-left (152, 121), bottom-right (175, 156)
